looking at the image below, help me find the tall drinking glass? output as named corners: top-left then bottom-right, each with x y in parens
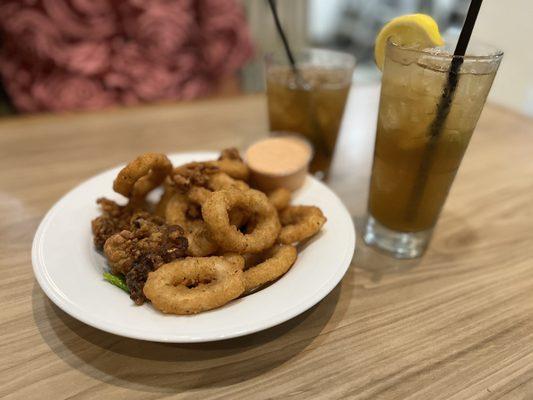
top-left (265, 49), bottom-right (355, 178)
top-left (365, 40), bottom-right (503, 258)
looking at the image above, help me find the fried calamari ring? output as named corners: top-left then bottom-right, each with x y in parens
top-left (187, 174), bottom-right (249, 228)
top-left (188, 186), bottom-right (250, 228)
top-left (186, 173), bottom-right (248, 205)
top-left (228, 206), bottom-right (250, 228)
top-left (113, 153), bottom-right (172, 199)
top-left (187, 186), bottom-right (212, 205)
top-left (164, 192), bottom-right (218, 256)
top-left (268, 188), bottom-right (291, 211)
top-left (202, 189), bottom-right (281, 253)
top-left (154, 178), bottom-right (176, 217)
top-left (185, 220), bottom-right (219, 256)
top-left (221, 253), bottom-right (245, 271)
top-left (143, 257), bottom-right (245, 315)
top-left (242, 252), bottom-right (263, 270)
top-left (278, 206), bottom-right (326, 244)
top-left (243, 245), bottom-right (297, 293)
top-left (165, 193), bottom-right (189, 226)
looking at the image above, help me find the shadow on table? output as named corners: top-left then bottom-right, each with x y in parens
top-left (351, 215), bottom-right (422, 282)
top-left (32, 266), bottom-right (352, 394)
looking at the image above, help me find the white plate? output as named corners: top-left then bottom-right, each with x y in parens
top-left (32, 152), bottom-right (355, 343)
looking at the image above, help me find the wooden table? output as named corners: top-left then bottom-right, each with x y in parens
top-left (2, 89), bottom-right (533, 399)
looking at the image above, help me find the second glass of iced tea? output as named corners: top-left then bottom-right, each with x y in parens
top-left (265, 49), bottom-right (355, 178)
top-left (365, 40), bottom-right (503, 258)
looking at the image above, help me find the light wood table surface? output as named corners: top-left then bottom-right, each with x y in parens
top-left (2, 90), bottom-right (533, 400)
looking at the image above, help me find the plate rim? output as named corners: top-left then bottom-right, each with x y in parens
top-left (32, 151), bottom-right (356, 343)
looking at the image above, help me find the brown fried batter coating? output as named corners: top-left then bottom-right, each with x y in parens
top-left (143, 257), bottom-right (245, 314)
top-left (103, 212), bottom-right (188, 304)
top-left (164, 193), bottom-right (190, 226)
top-left (268, 188), bottom-right (291, 211)
top-left (187, 186), bottom-right (212, 205)
top-left (278, 206), bottom-right (326, 244)
top-left (169, 162), bottom-right (218, 193)
top-left (184, 219), bottom-right (219, 256)
top-left (103, 231), bottom-right (135, 274)
top-left (219, 147), bottom-right (243, 161)
top-left (202, 189), bottom-right (281, 253)
top-left (92, 149), bottom-right (328, 311)
top-left (208, 172), bottom-right (249, 191)
top-left (125, 261), bottom-right (154, 306)
top-left (113, 153), bottom-right (172, 199)
top-left (186, 202), bottom-right (202, 220)
top-left (167, 150), bottom-right (247, 204)
top-left (164, 192), bottom-right (219, 257)
top-left (154, 178), bottom-right (176, 217)
top-left (212, 150), bottom-right (249, 181)
top-left (91, 198), bottom-right (139, 250)
top-left (243, 245), bottom-right (297, 293)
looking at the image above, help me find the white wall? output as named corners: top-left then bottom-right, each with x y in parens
top-left (472, 0), bottom-right (533, 116)
top-left (308, 0), bottom-right (344, 42)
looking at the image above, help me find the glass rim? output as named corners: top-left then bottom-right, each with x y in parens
top-left (264, 47), bottom-right (356, 67)
top-left (386, 38), bottom-right (504, 62)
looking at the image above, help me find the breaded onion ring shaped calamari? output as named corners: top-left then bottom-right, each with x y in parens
top-left (202, 189), bottom-right (281, 253)
top-left (143, 257), bottom-right (245, 314)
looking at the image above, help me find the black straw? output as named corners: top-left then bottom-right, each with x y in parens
top-left (406, 0), bottom-right (484, 221)
top-left (267, 0), bottom-right (301, 80)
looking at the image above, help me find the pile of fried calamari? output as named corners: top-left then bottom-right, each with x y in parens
top-left (91, 149), bottom-right (326, 314)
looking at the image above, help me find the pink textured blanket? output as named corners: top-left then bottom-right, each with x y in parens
top-left (0, 0), bottom-right (253, 112)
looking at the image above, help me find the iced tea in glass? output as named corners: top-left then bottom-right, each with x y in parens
top-left (365, 41), bottom-right (503, 258)
top-left (265, 49), bottom-right (355, 178)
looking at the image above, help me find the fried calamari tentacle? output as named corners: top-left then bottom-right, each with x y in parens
top-left (103, 212), bottom-right (188, 278)
top-left (268, 188), bottom-right (291, 211)
top-left (104, 230), bottom-right (135, 275)
top-left (91, 198), bottom-right (140, 250)
top-left (243, 245), bottom-right (297, 293)
top-left (219, 148), bottom-right (242, 161)
top-left (211, 159), bottom-right (249, 181)
top-left (169, 161), bottom-right (219, 193)
top-left (207, 172), bottom-right (249, 191)
top-left (202, 189), bottom-right (281, 253)
top-left (278, 206), bottom-right (326, 244)
top-left (206, 148), bottom-right (249, 181)
top-left (143, 257), bottom-right (245, 315)
top-left (125, 218), bottom-right (189, 305)
top-left (126, 259), bottom-right (154, 305)
top-left (113, 153), bottom-right (172, 199)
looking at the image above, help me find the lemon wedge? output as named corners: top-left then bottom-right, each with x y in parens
top-left (374, 14), bottom-right (444, 70)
